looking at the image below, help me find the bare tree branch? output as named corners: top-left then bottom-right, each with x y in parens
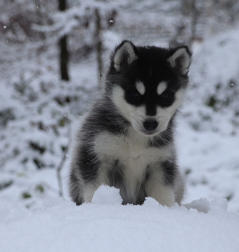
top-left (56, 119), bottom-right (71, 197)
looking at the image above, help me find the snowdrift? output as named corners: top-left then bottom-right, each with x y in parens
top-left (1, 186), bottom-right (239, 252)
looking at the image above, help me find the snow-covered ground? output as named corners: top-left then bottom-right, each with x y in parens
top-left (1, 23), bottom-right (239, 252)
top-left (1, 186), bottom-right (239, 252)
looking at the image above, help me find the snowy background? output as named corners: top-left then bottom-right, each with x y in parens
top-left (0, 0), bottom-right (239, 251)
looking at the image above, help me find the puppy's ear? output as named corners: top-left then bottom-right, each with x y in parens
top-left (112, 40), bottom-right (138, 71)
top-left (168, 46), bottom-right (192, 75)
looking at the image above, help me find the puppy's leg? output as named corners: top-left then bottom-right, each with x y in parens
top-left (174, 171), bottom-right (185, 204)
top-left (82, 182), bottom-right (100, 203)
top-left (70, 142), bottom-right (101, 205)
top-left (70, 170), bottom-right (100, 205)
top-left (145, 169), bottom-right (175, 207)
top-left (69, 169), bottom-right (84, 205)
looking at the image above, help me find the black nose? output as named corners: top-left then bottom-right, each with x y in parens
top-left (143, 119), bottom-right (158, 131)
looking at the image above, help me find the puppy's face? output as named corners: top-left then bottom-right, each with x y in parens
top-left (107, 41), bottom-right (191, 136)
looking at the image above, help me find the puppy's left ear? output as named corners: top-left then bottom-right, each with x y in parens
top-left (168, 46), bottom-right (192, 75)
top-left (112, 40), bottom-right (138, 71)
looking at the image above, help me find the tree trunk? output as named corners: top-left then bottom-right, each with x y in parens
top-left (189, 0), bottom-right (198, 46)
top-left (58, 0), bottom-right (70, 81)
top-left (94, 8), bottom-right (103, 89)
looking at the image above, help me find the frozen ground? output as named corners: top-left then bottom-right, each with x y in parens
top-left (1, 186), bottom-right (239, 252)
top-left (0, 25), bottom-right (239, 252)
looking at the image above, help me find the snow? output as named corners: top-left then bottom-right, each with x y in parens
top-left (175, 27), bottom-right (239, 212)
top-left (1, 186), bottom-right (239, 252)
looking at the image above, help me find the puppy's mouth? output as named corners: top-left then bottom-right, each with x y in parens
top-left (139, 129), bottom-right (161, 137)
top-left (139, 128), bottom-right (161, 136)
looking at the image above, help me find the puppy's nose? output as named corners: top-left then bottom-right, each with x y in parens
top-left (143, 119), bottom-right (158, 131)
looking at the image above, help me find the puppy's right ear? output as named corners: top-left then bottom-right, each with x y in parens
top-left (112, 40), bottom-right (138, 71)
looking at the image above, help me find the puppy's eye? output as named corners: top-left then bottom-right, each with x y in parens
top-left (159, 90), bottom-right (169, 98)
top-left (159, 88), bottom-right (175, 98)
top-left (158, 90), bottom-right (175, 107)
top-left (125, 90), bottom-right (143, 105)
top-left (130, 91), bottom-right (142, 100)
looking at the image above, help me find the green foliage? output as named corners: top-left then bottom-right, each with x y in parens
top-left (205, 79), bottom-right (238, 112)
top-left (0, 180), bottom-right (13, 191)
top-left (29, 141), bottom-right (46, 154)
top-left (33, 158), bottom-right (45, 169)
top-left (35, 184), bottom-right (45, 194)
top-left (206, 95), bottom-right (217, 109)
top-left (0, 108), bottom-right (15, 127)
top-left (22, 191), bottom-right (32, 199)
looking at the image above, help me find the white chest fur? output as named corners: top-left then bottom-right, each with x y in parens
top-left (93, 128), bottom-right (173, 198)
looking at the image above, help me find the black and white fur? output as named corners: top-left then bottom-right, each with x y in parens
top-left (70, 41), bottom-right (191, 206)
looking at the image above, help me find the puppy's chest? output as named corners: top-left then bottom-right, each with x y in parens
top-left (94, 130), bottom-right (171, 172)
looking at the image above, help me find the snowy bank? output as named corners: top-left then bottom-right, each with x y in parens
top-left (1, 186), bottom-right (239, 252)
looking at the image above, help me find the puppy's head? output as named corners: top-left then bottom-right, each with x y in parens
top-left (106, 40), bottom-right (191, 136)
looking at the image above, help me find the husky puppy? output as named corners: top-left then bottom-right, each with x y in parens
top-left (70, 41), bottom-right (191, 206)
